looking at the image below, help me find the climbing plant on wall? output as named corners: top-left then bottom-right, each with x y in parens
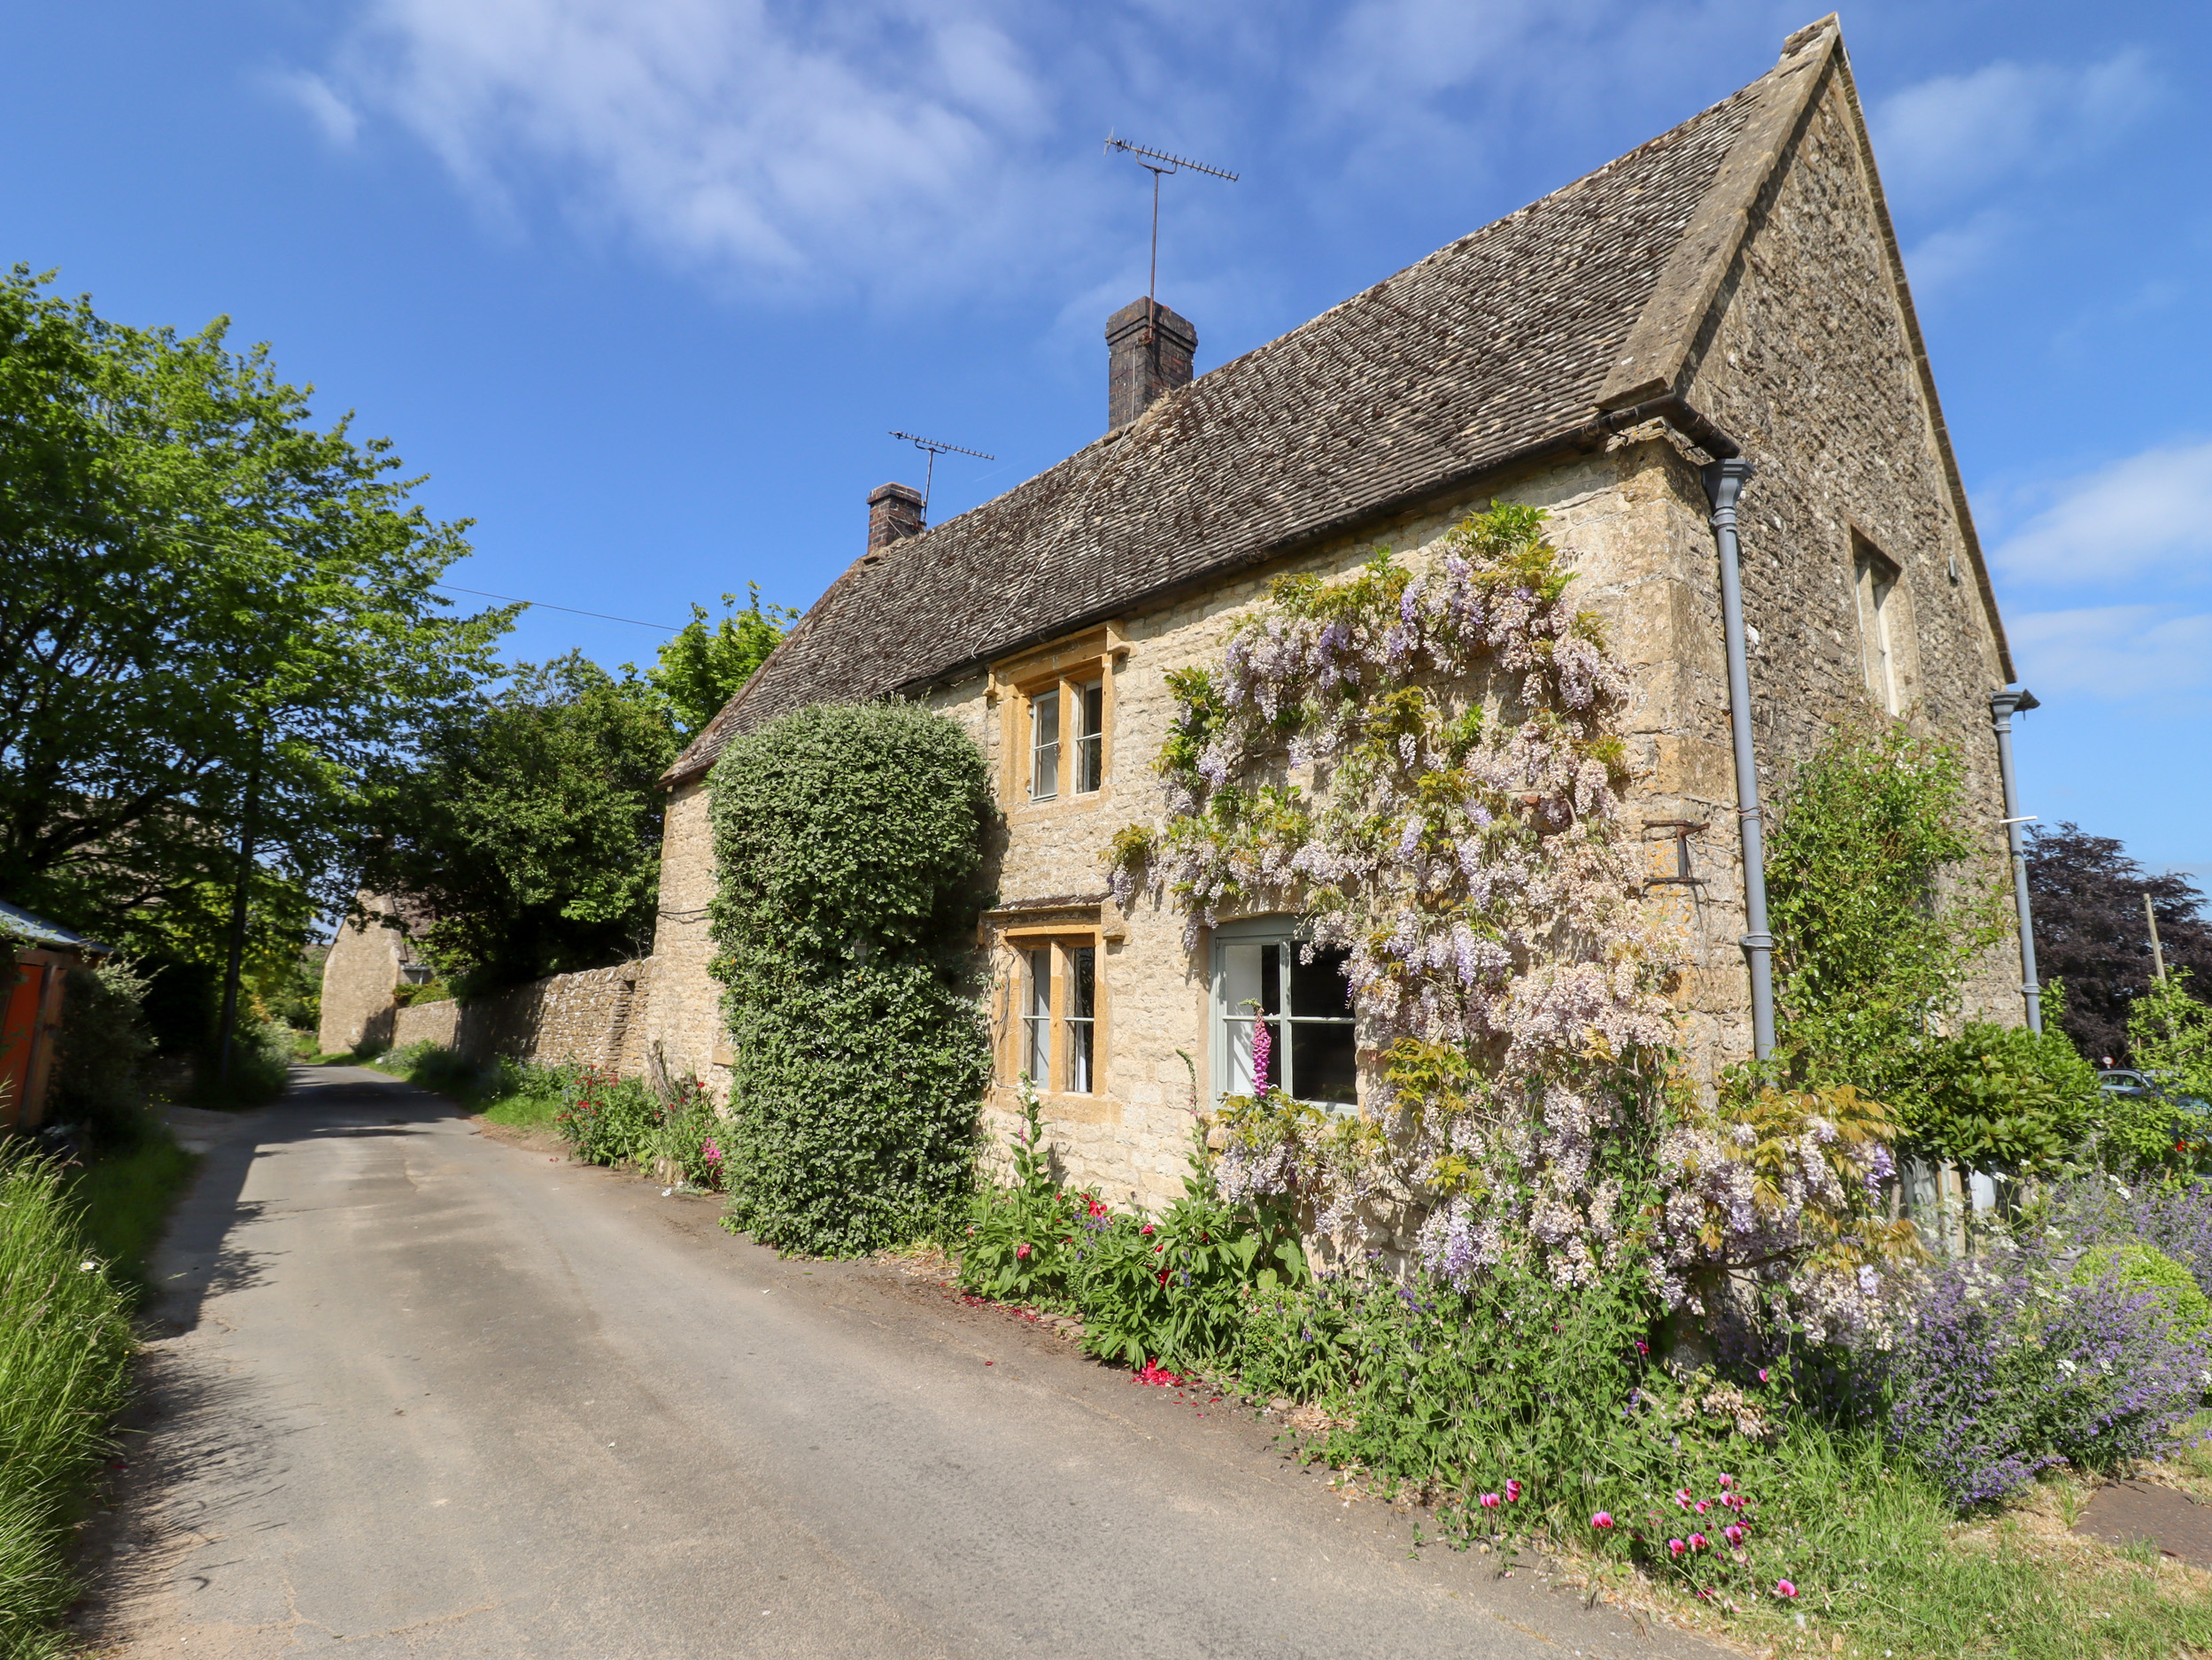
top-left (1107, 506), bottom-right (1675, 1287)
top-left (708, 700), bottom-right (995, 1255)
top-left (1106, 505), bottom-right (1903, 1333)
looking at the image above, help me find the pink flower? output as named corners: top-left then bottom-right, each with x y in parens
top-left (1689, 1533), bottom-right (1709, 1552)
top-left (1504, 1479), bottom-right (1522, 1502)
top-left (1479, 1493), bottom-right (1500, 1509)
top-left (1674, 1488), bottom-right (1694, 1509)
top-left (1141, 1224), bottom-right (1156, 1237)
top-left (1757, 1368), bottom-right (1770, 1384)
top-left (1591, 1512), bottom-right (1614, 1530)
top-left (1723, 1524), bottom-right (1745, 1547)
top-left (1718, 1473), bottom-right (1734, 1489)
top-left (1016, 1243), bottom-right (1031, 1260)
top-left (1776, 1579), bottom-right (1798, 1599)
top-left (1634, 1339), bottom-right (1649, 1356)
top-left (1667, 1539), bottom-right (1686, 1557)
top-left (1251, 1019), bottom-right (1272, 1091)
top-left (1694, 1500), bottom-right (1710, 1515)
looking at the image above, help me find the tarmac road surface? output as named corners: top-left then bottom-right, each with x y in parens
top-left (75, 1064), bottom-right (1732, 1659)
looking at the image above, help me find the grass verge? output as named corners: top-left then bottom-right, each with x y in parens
top-left (66, 1133), bottom-right (199, 1309)
top-left (0, 1151), bottom-right (134, 1660)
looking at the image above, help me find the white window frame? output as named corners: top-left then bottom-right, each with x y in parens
top-left (1021, 946), bottom-right (1051, 1084)
top-left (1208, 915), bottom-right (1357, 1112)
top-left (1074, 679), bottom-right (1105, 794)
top-left (1029, 690), bottom-right (1062, 800)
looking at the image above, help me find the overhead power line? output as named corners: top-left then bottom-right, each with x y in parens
top-left (434, 584), bottom-right (682, 632)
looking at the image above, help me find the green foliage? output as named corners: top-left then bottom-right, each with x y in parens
top-left (361, 653), bottom-right (676, 993)
top-left (0, 1151), bottom-right (134, 1657)
top-left (193, 1012), bottom-right (293, 1108)
top-left (957, 1079), bottom-right (1080, 1302)
top-left (636, 584), bottom-right (797, 742)
top-left (708, 700), bottom-right (994, 1256)
top-left (1911, 1021), bottom-right (2101, 1174)
top-left (1767, 721), bottom-right (2009, 1110)
top-left (66, 1133), bottom-right (198, 1308)
top-left (553, 1069), bottom-right (669, 1168)
top-left (1067, 1138), bottom-right (1307, 1372)
top-left (2072, 1241), bottom-right (2212, 1335)
top-left (2128, 969), bottom-right (2212, 1104)
top-left (0, 266), bottom-right (508, 961)
top-left (48, 959), bottom-right (156, 1152)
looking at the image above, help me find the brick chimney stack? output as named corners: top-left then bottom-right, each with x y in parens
top-left (866, 482), bottom-right (924, 556)
top-left (1105, 298), bottom-right (1196, 430)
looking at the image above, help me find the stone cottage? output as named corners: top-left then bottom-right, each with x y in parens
top-left (641, 17), bottom-right (2028, 1208)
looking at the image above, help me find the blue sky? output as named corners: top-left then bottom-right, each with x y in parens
top-left (6, 2), bottom-right (2208, 875)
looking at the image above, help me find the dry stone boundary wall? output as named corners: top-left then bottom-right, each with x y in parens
top-left (391, 959), bottom-right (655, 1077)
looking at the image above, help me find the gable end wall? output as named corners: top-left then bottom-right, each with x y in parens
top-left (1674, 58), bottom-right (2022, 1025)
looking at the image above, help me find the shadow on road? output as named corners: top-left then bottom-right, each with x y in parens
top-left (154, 1063), bottom-right (478, 1335)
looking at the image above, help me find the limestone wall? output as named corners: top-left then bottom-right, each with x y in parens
top-left (319, 894), bottom-right (416, 1054)
top-left (391, 960), bottom-right (655, 1077)
top-left (1676, 55), bottom-right (2022, 1027)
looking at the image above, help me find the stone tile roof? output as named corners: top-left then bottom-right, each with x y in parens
top-left (668, 47), bottom-right (1807, 786)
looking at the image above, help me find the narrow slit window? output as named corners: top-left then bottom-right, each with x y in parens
top-left (1030, 690), bottom-right (1061, 800)
top-left (1064, 946), bottom-right (1095, 1093)
top-left (1075, 680), bottom-right (1104, 793)
top-left (1023, 946), bottom-right (1052, 1085)
top-left (1854, 546), bottom-right (1901, 714)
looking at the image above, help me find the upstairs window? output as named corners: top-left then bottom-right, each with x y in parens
top-left (1075, 680), bottom-right (1104, 794)
top-left (1030, 691), bottom-right (1062, 800)
top-left (1008, 656), bottom-right (1111, 807)
top-left (1211, 918), bottom-right (1357, 1109)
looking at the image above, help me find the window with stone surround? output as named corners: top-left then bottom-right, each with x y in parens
top-left (1005, 934), bottom-right (1102, 1094)
top-left (1210, 917), bottom-right (1357, 1110)
top-left (995, 626), bottom-right (1125, 810)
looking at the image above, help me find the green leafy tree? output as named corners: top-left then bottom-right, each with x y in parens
top-left (1765, 721), bottom-right (2008, 1107)
top-left (638, 584), bottom-right (797, 743)
top-left (708, 700), bottom-right (994, 1256)
top-left (360, 654), bottom-right (676, 993)
top-left (0, 267), bottom-right (507, 961)
top-left (2129, 969), bottom-right (2212, 1103)
top-left (1911, 1020), bottom-right (2100, 1174)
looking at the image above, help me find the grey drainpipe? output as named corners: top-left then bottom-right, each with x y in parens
top-left (1988, 687), bottom-right (2044, 1033)
top-left (1704, 459), bottom-right (1775, 1062)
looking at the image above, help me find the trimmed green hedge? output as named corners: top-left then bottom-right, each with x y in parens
top-left (708, 701), bottom-right (994, 1255)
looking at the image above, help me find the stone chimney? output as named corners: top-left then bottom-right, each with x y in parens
top-left (866, 482), bottom-right (924, 556)
top-left (1105, 297), bottom-right (1197, 430)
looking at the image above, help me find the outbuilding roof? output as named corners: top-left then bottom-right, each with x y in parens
top-left (0, 899), bottom-right (112, 956)
top-left (669, 19), bottom-right (1866, 786)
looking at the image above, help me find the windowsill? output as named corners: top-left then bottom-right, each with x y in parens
top-left (1009, 788), bottom-right (1113, 818)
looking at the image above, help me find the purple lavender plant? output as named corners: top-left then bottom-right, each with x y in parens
top-left (1874, 1237), bottom-right (2212, 1509)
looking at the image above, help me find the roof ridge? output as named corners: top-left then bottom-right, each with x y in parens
top-left (1597, 16), bottom-right (1842, 409)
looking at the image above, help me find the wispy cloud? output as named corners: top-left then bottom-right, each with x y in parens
top-left (269, 68), bottom-right (362, 146)
top-left (308, 0), bottom-right (1103, 298)
top-left (2007, 605), bottom-right (2212, 701)
top-left (1873, 50), bottom-right (2155, 212)
top-left (1992, 438), bottom-right (2212, 587)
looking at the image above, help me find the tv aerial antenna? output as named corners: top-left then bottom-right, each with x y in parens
top-left (1103, 132), bottom-right (1238, 337)
top-left (888, 430), bottom-right (994, 517)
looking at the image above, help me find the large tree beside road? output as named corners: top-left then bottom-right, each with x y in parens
top-left (0, 266), bottom-right (508, 963)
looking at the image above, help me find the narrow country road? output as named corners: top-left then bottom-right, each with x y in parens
top-left (76, 1066), bottom-right (1730, 1659)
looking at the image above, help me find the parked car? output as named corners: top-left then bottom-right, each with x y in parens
top-left (2100, 1068), bottom-right (2211, 1119)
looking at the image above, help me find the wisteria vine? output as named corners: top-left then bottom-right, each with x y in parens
top-left (1107, 505), bottom-right (1908, 1324)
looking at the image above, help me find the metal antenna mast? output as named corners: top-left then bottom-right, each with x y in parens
top-left (1103, 132), bottom-right (1237, 336)
top-left (888, 430), bottom-right (994, 517)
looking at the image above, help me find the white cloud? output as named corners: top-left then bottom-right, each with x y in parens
top-left (1992, 439), bottom-right (2212, 586)
top-left (1901, 206), bottom-right (2015, 297)
top-left (270, 69), bottom-right (362, 146)
top-left (1873, 50), bottom-right (2154, 211)
top-left (301, 0), bottom-right (1107, 297)
top-left (2007, 606), bottom-right (2212, 701)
